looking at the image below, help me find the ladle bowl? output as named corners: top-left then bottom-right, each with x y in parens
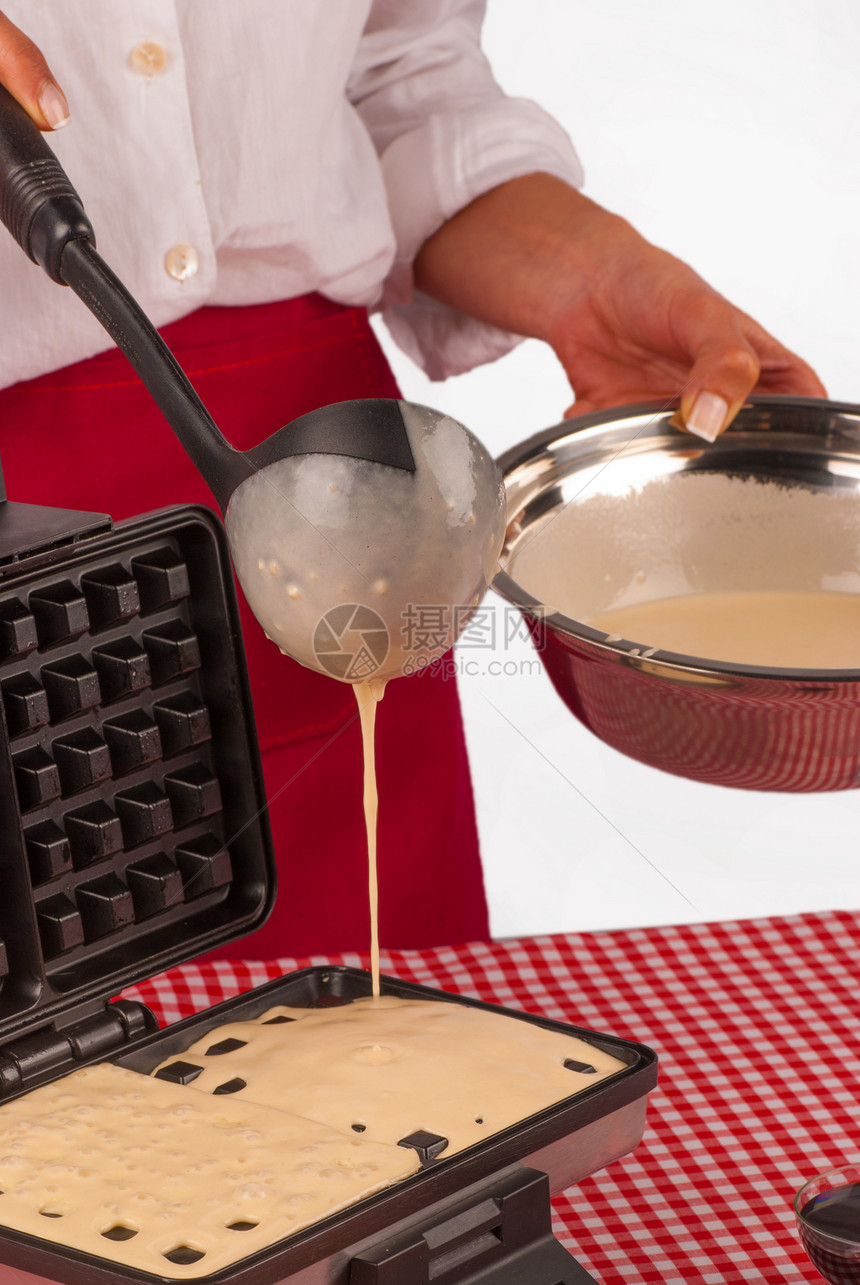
top-left (494, 397), bottom-right (860, 791)
top-left (226, 401), bottom-right (506, 683)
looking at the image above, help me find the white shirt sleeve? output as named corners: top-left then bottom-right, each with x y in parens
top-left (348, 0), bottom-right (584, 379)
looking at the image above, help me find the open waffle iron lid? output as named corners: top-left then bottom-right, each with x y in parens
top-left (0, 466), bottom-right (278, 1092)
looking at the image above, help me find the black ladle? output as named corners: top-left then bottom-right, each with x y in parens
top-left (0, 85), bottom-right (506, 682)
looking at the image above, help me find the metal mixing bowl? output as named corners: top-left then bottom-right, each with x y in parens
top-left (493, 397), bottom-right (860, 791)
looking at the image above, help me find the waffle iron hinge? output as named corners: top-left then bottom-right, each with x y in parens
top-left (0, 998), bottom-right (157, 1098)
top-left (0, 450), bottom-right (111, 569)
top-left (349, 1167), bottom-right (599, 1284)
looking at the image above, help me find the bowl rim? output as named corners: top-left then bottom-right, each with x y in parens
top-left (495, 393), bottom-right (860, 476)
top-left (494, 395), bottom-right (860, 684)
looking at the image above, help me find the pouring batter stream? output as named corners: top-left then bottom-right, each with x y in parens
top-left (354, 679), bottom-right (387, 999)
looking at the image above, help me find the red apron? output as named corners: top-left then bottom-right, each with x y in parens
top-left (0, 295), bottom-right (488, 958)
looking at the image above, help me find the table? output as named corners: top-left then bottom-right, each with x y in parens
top-left (123, 908), bottom-right (860, 1284)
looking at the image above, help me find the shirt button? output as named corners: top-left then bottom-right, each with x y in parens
top-left (130, 41), bottom-right (167, 77)
top-left (164, 245), bottom-right (200, 282)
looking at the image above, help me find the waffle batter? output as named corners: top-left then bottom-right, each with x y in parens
top-left (0, 1062), bottom-right (419, 1278)
top-left (152, 995), bottom-right (626, 1156)
top-left (0, 997), bottom-right (625, 1277)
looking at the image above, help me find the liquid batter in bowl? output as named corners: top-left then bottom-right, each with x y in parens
top-left (506, 469), bottom-right (860, 672)
top-left (586, 590), bottom-right (860, 669)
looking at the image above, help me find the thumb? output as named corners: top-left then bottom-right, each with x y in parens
top-left (0, 11), bottom-right (69, 130)
top-left (675, 305), bottom-right (760, 443)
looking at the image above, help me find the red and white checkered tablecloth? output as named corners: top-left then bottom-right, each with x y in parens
top-left (122, 908), bottom-right (860, 1284)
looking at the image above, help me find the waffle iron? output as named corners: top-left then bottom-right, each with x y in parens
top-left (0, 86), bottom-right (658, 1285)
top-left (0, 468), bottom-right (657, 1285)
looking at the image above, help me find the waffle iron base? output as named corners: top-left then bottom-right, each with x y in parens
top-left (0, 967), bottom-right (656, 1285)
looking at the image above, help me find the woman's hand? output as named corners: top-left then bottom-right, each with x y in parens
top-left (415, 174), bottom-right (826, 440)
top-left (0, 9), bottom-right (69, 130)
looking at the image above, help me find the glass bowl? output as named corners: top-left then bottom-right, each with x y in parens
top-left (795, 1164), bottom-right (860, 1282)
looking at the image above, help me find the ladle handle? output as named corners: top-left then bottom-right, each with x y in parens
top-left (58, 239), bottom-right (249, 508)
top-left (0, 84), bottom-right (248, 510)
top-left (0, 84), bottom-right (93, 281)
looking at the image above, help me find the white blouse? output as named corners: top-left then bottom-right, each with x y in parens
top-left (0, 0), bottom-right (582, 391)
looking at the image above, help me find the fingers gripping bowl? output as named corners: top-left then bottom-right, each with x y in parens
top-left (494, 397), bottom-right (860, 792)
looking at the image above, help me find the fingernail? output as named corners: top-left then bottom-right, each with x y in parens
top-left (38, 82), bottom-right (70, 130)
top-left (686, 391), bottom-right (728, 443)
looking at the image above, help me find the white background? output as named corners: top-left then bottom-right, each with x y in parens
top-left (370, 0), bottom-right (860, 940)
